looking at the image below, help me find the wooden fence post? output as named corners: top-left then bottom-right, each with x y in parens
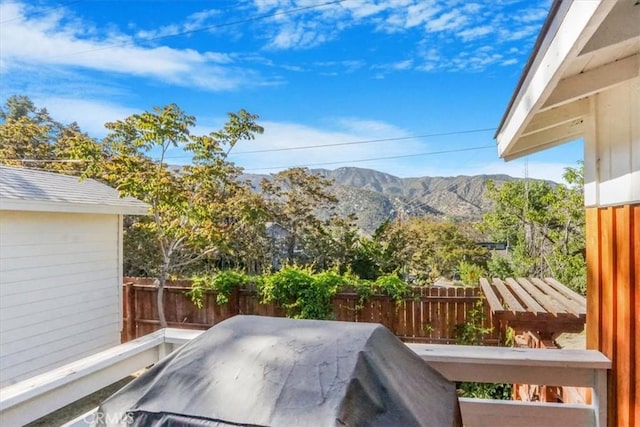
top-left (125, 282), bottom-right (136, 342)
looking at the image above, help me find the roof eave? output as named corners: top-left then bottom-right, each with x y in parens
top-left (496, 0), bottom-right (616, 160)
top-left (0, 198), bottom-right (150, 215)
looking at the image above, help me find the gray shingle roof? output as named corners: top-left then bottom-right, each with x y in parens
top-left (0, 166), bottom-right (149, 214)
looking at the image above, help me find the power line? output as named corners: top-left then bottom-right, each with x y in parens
top-left (46, 0), bottom-right (347, 59)
top-left (163, 127), bottom-right (496, 159)
top-left (227, 127), bottom-right (496, 156)
top-left (243, 145), bottom-right (496, 171)
top-left (1, 144), bottom-right (496, 170)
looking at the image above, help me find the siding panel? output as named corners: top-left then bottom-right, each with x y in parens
top-left (0, 211), bottom-right (122, 387)
top-left (586, 204), bottom-right (639, 427)
top-left (588, 77), bottom-right (640, 207)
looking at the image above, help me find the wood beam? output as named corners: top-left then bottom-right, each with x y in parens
top-left (524, 98), bottom-right (590, 136)
top-left (503, 119), bottom-right (585, 161)
top-left (542, 54), bottom-right (640, 110)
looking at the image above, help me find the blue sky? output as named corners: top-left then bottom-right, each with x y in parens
top-left (0, 0), bottom-right (583, 182)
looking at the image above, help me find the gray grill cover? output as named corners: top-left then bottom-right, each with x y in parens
top-left (95, 316), bottom-right (461, 426)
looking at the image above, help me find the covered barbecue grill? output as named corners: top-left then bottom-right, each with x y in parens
top-left (95, 316), bottom-right (461, 426)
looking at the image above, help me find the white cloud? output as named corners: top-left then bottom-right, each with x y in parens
top-left (516, 8), bottom-right (548, 23)
top-left (458, 25), bottom-right (493, 42)
top-left (426, 10), bottom-right (468, 32)
top-left (499, 24), bottom-right (540, 41)
top-left (245, 0), bottom-right (548, 73)
top-left (0, 2), bottom-right (264, 91)
top-left (36, 97), bottom-right (139, 136)
top-left (500, 58), bottom-right (518, 66)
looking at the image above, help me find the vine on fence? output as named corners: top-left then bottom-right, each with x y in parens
top-left (187, 270), bottom-right (249, 308)
top-left (258, 265), bottom-right (342, 319)
top-left (187, 267), bottom-right (411, 320)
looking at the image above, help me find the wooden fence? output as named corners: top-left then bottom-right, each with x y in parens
top-left (122, 278), bottom-right (500, 345)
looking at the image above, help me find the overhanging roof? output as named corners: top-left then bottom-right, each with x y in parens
top-left (496, 0), bottom-right (640, 161)
top-left (0, 166), bottom-right (149, 215)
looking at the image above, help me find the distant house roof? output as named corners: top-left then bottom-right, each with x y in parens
top-left (0, 166), bottom-right (149, 215)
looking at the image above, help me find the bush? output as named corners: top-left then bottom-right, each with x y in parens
top-left (258, 265), bottom-right (341, 319)
top-left (457, 261), bottom-right (486, 286)
top-left (486, 253), bottom-right (514, 279)
top-left (188, 270), bottom-right (249, 308)
top-left (375, 274), bottom-right (410, 304)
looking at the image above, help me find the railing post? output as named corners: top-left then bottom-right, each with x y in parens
top-left (592, 368), bottom-right (607, 427)
top-left (125, 282), bottom-right (136, 341)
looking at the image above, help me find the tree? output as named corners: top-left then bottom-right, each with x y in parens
top-left (303, 213), bottom-right (361, 272)
top-left (397, 217), bottom-right (488, 282)
top-left (481, 165), bottom-right (586, 294)
top-left (0, 95), bottom-right (102, 176)
top-left (101, 104), bottom-right (263, 327)
top-left (261, 167), bottom-right (338, 265)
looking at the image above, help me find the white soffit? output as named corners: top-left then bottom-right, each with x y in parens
top-left (496, 0), bottom-right (640, 161)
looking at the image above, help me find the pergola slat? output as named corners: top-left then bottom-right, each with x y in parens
top-left (530, 278), bottom-right (585, 318)
top-left (480, 278), bottom-right (504, 314)
top-left (516, 278), bottom-right (562, 317)
top-left (492, 278), bottom-right (526, 314)
top-left (544, 278), bottom-right (587, 312)
top-left (505, 278), bottom-right (546, 315)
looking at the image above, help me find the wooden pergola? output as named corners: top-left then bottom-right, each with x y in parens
top-left (480, 277), bottom-right (586, 338)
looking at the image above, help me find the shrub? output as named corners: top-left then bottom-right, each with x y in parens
top-left (458, 261), bottom-right (486, 286)
top-left (258, 265), bottom-right (339, 319)
top-left (486, 253), bottom-right (514, 279)
top-left (375, 273), bottom-right (410, 304)
top-left (188, 270), bottom-right (249, 308)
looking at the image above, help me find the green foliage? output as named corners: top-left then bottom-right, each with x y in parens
top-left (481, 165), bottom-right (586, 294)
top-left (258, 265), bottom-right (342, 319)
top-left (454, 301), bottom-right (492, 345)
top-left (486, 253), bottom-right (514, 279)
top-left (188, 270), bottom-right (250, 308)
top-left (100, 104), bottom-right (264, 327)
top-left (457, 261), bottom-right (486, 286)
top-left (261, 167), bottom-right (338, 265)
top-left (353, 280), bottom-right (377, 310)
top-left (0, 95), bottom-right (103, 177)
top-left (457, 382), bottom-right (512, 400)
top-left (375, 274), bottom-right (410, 304)
top-left (455, 301), bottom-right (512, 400)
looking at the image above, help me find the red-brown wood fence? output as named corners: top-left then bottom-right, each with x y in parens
top-left (122, 278), bottom-right (500, 345)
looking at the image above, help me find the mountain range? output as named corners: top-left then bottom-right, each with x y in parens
top-left (242, 167), bottom-right (520, 233)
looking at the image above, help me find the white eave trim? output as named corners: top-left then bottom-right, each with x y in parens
top-left (496, 0), bottom-right (614, 160)
top-left (0, 198), bottom-right (150, 215)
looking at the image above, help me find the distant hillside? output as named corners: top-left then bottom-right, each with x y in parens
top-left (240, 167), bottom-right (521, 233)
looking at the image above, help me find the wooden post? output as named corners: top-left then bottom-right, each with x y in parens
top-left (125, 282), bottom-right (136, 341)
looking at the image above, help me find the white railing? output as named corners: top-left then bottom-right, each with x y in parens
top-left (0, 329), bottom-right (610, 427)
top-left (408, 343), bottom-right (611, 427)
top-left (0, 328), bottom-right (200, 427)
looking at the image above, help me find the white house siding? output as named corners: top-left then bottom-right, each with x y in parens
top-left (584, 76), bottom-right (640, 207)
top-left (0, 211), bottom-right (122, 387)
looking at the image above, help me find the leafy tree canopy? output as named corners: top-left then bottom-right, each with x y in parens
top-left (481, 165), bottom-right (586, 294)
